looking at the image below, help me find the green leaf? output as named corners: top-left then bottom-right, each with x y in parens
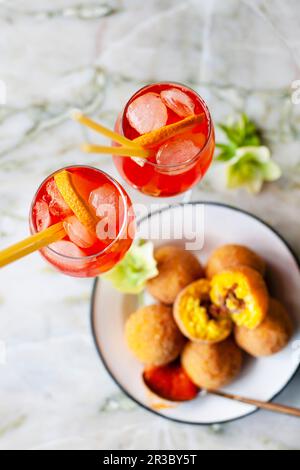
top-left (216, 153), bottom-right (233, 162)
top-left (243, 135), bottom-right (261, 146)
top-left (218, 124), bottom-right (243, 146)
top-left (218, 114), bottom-right (261, 148)
top-left (215, 142), bottom-right (236, 162)
top-left (103, 240), bottom-right (158, 294)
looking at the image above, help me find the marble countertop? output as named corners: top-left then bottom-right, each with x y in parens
top-left (0, 0), bottom-right (300, 450)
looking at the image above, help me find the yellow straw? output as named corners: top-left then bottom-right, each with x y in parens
top-left (81, 143), bottom-right (149, 158)
top-left (0, 222), bottom-right (66, 268)
top-left (71, 109), bottom-right (142, 150)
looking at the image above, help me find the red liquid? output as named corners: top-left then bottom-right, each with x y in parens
top-left (30, 166), bottom-right (135, 278)
top-left (113, 82), bottom-right (215, 197)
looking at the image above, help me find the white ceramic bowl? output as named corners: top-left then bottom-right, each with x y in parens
top-left (91, 202), bottom-right (300, 424)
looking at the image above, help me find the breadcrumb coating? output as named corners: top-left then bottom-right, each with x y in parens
top-left (181, 338), bottom-right (243, 390)
top-left (234, 298), bottom-right (293, 356)
top-left (125, 304), bottom-right (185, 365)
top-left (206, 244), bottom-right (266, 279)
top-left (146, 245), bottom-right (204, 305)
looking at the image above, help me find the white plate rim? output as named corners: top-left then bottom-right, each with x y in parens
top-left (90, 201), bottom-right (300, 425)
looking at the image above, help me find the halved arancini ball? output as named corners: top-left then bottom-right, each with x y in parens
top-left (174, 279), bottom-right (232, 344)
top-left (210, 266), bottom-right (269, 329)
top-left (146, 245), bottom-right (204, 305)
top-left (206, 244), bottom-right (266, 279)
top-left (234, 298), bottom-right (293, 357)
top-left (181, 338), bottom-right (243, 390)
top-left (125, 304), bottom-right (185, 366)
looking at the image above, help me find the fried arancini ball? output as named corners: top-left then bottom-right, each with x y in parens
top-left (206, 244), bottom-right (266, 279)
top-left (210, 266), bottom-right (269, 329)
top-left (146, 245), bottom-right (204, 305)
top-left (174, 279), bottom-right (232, 344)
top-left (234, 298), bottom-right (293, 357)
top-left (181, 338), bottom-right (243, 390)
top-left (125, 304), bottom-right (185, 366)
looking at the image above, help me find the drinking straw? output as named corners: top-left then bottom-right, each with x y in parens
top-left (73, 111), bottom-right (205, 159)
top-left (0, 222), bottom-right (66, 268)
top-left (81, 144), bottom-right (149, 158)
top-left (71, 109), bottom-right (142, 149)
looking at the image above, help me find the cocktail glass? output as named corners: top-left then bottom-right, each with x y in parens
top-left (30, 165), bottom-right (135, 277)
top-left (113, 82), bottom-right (215, 198)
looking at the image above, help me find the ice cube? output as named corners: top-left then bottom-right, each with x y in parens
top-left (131, 157), bottom-right (146, 168)
top-left (186, 131), bottom-right (206, 149)
top-left (160, 88), bottom-right (195, 117)
top-left (49, 240), bottom-right (85, 258)
top-left (126, 92), bottom-right (168, 134)
top-left (45, 179), bottom-right (72, 217)
top-left (96, 217), bottom-right (117, 242)
top-left (35, 200), bottom-right (51, 232)
top-left (156, 139), bottom-right (200, 166)
top-left (63, 215), bottom-right (97, 249)
top-left (89, 184), bottom-right (119, 217)
top-left (90, 184), bottom-right (126, 238)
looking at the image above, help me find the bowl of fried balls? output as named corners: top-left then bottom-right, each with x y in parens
top-left (125, 244), bottom-right (294, 401)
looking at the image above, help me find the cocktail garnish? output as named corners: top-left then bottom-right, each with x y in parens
top-left (133, 113), bottom-right (205, 148)
top-left (45, 179), bottom-right (72, 218)
top-left (54, 170), bottom-right (97, 233)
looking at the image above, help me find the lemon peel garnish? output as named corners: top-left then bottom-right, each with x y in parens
top-left (54, 170), bottom-right (97, 233)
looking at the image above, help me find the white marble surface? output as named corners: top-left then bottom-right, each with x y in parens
top-left (0, 0), bottom-right (300, 450)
